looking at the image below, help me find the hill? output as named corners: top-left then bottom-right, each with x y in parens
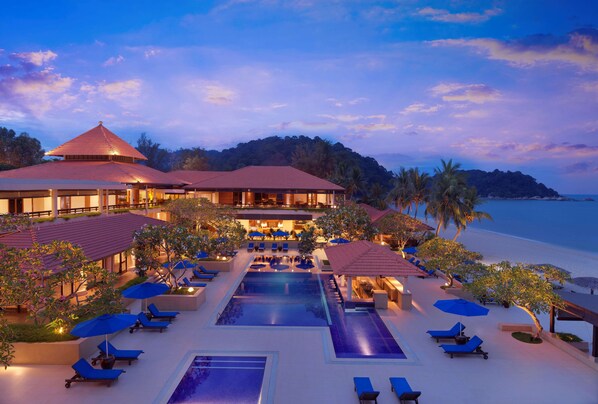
top-left (462, 169), bottom-right (560, 199)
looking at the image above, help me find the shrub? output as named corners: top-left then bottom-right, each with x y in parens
top-left (557, 332), bottom-right (582, 343)
top-left (8, 323), bottom-right (77, 343)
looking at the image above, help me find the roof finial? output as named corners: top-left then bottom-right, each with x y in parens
top-left (98, 121), bottom-right (103, 126)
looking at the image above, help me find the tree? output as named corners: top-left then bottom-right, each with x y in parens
top-left (298, 226), bottom-right (317, 257)
top-left (0, 214), bottom-right (32, 233)
top-left (171, 147), bottom-right (210, 171)
top-left (165, 198), bottom-right (231, 232)
top-left (315, 201), bottom-right (378, 241)
top-left (426, 159), bottom-right (468, 236)
top-left (388, 167), bottom-right (413, 213)
top-left (0, 127), bottom-right (45, 168)
top-left (376, 213), bottom-right (427, 256)
top-left (136, 133), bottom-right (170, 171)
top-left (467, 262), bottom-right (569, 339)
top-left (409, 167), bottom-right (430, 218)
top-left (291, 138), bottom-right (335, 179)
top-left (363, 183), bottom-right (388, 210)
top-left (453, 186), bottom-right (493, 240)
top-left (417, 237), bottom-right (482, 288)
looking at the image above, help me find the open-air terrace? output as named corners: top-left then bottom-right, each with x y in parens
top-left (1, 248), bottom-right (596, 404)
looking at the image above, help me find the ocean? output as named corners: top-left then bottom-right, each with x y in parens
top-left (468, 195), bottom-right (598, 254)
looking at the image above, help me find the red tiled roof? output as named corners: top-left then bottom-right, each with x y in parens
top-left (325, 240), bottom-right (425, 277)
top-left (184, 166), bottom-right (344, 191)
top-left (168, 170), bottom-right (226, 185)
top-left (0, 161), bottom-right (180, 186)
top-left (46, 123), bottom-right (147, 161)
top-left (359, 203), bottom-right (393, 223)
top-left (0, 213), bottom-right (166, 272)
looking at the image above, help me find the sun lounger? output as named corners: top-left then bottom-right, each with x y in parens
top-left (198, 265), bottom-right (219, 276)
top-left (180, 277), bottom-right (207, 288)
top-left (148, 303), bottom-right (179, 322)
top-left (389, 377), bottom-right (421, 403)
top-left (191, 269), bottom-right (214, 281)
top-left (440, 335), bottom-right (488, 359)
top-left (271, 243), bottom-right (278, 252)
top-left (65, 358), bottom-right (125, 388)
top-left (258, 242), bottom-right (265, 252)
top-left (247, 242), bottom-right (254, 252)
top-left (282, 243), bottom-right (289, 252)
top-left (427, 322), bottom-right (466, 342)
top-left (92, 342), bottom-right (144, 366)
top-left (130, 312), bottom-right (169, 333)
top-left (408, 257), bottom-right (416, 264)
top-left (354, 377), bottom-right (380, 404)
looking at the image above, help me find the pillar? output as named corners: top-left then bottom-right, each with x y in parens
top-left (549, 306), bottom-right (555, 333)
top-left (98, 189), bottom-right (104, 213)
top-left (50, 189), bottom-right (58, 218)
top-left (145, 185), bottom-right (149, 214)
top-left (242, 192), bottom-right (246, 206)
top-left (346, 276), bottom-right (352, 301)
top-left (592, 325), bottom-right (597, 358)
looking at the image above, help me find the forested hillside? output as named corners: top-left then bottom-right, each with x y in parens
top-left (462, 169), bottom-right (560, 198)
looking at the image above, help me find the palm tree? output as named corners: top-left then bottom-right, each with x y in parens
top-left (388, 167), bottom-right (412, 213)
top-left (426, 159), bottom-right (468, 236)
top-left (365, 183), bottom-right (388, 210)
top-left (345, 166), bottom-right (365, 200)
top-left (409, 168), bottom-right (430, 218)
top-left (453, 187), bottom-right (493, 240)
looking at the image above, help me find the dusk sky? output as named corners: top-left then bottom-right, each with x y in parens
top-left (1, 1), bottom-right (598, 193)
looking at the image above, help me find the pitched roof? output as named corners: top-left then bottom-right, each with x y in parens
top-left (325, 240), bottom-right (425, 277)
top-left (0, 213), bottom-right (166, 272)
top-left (0, 161), bottom-right (180, 186)
top-left (46, 123), bottom-right (147, 161)
top-left (184, 166), bottom-right (344, 191)
top-left (168, 170), bottom-right (226, 185)
top-left (359, 203), bottom-right (393, 223)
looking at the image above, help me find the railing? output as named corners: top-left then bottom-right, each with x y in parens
top-left (24, 202), bottom-right (162, 218)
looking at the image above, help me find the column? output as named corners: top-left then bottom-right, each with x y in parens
top-left (50, 189), bottom-right (58, 218)
top-left (145, 185), bottom-right (149, 214)
top-left (346, 276), bottom-right (352, 302)
top-left (98, 189), bottom-right (104, 214)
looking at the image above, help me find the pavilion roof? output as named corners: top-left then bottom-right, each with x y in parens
top-left (0, 161), bottom-right (180, 186)
top-left (0, 213), bottom-right (166, 273)
top-left (46, 122), bottom-right (147, 161)
top-left (168, 170), bottom-right (226, 185)
top-left (184, 166), bottom-right (344, 192)
top-left (359, 203), bottom-right (433, 231)
top-left (325, 240), bottom-right (426, 277)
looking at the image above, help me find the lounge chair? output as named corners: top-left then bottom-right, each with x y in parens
top-left (408, 257), bottom-right (416, 264)
top-left (353, 377), bottom-right (380, 404)
top-left (258, 242), bottom-right (265, 252)
top-left (440, 335), bottom-right (488, 359)
top-left (180, 277), bottom-right (207, 288)
top-left (130, 312), bottom-right (169, 333)
top-left (247, 242), bottom-right (254, 252)
top-left (148, 303), bottom-right (179, 322)
top-left (271, 243), bottom-right (278, 252)
top-left (282, 243), bottom-right (289, 252)
top-left (427, 322), bottom-right (466, 342)
top-left (198, 265), bottom-right (219, 276)
top-left (389, 377), bottom-right (421, 403)
top-left (92, 342), bottom-right (144, 366)
top-left (65, 358), bottom-right (125, 388)
top-left (191, 269), bottom-right (215, 281)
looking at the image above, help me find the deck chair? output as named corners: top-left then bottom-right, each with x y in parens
top-left (354, 377), bottom-right (380, 404)
top-left (440, 335), bottom-right (488, 359)
top-left (271, 243), bottom-right (278, 252)
top-left (408, 257), bottom-right (416, 264)
top-left (198, 265), bottom-right (220, 276)
top-left (65, 358), bottom-right (125, 388)
top-left (129, 313), bottom-right (169, 333)
top-left (180, 277), bottom-right (207, 288)
top-left (282, 243), bottom-right (289, 252)
top-left (148, 303), bottom-right (179, 322)
top-left (389, 377), bottom-right (421, 403)
top-left (427, 322), bottom-right (465, 342)
top-left (92, 342), bottom-right (144, 366)
top-left (191, 269), bottom-right (214, 281)
top-left (247, 242), bottom-right (255, 252)
top-left (258, 242), bottom-right (265, 252)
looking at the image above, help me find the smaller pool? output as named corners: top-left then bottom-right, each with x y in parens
top-left (167, 356), bottom-right (267, 403)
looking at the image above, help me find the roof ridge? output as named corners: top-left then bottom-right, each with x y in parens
top-left (99, 124), bottom-right (118, 156)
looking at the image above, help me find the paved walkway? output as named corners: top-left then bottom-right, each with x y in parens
top-left (1, 249), bottom-right (597, 403)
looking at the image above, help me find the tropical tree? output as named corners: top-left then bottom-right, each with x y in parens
top-left (0, 214), bottom-right (32, 233)
top-left (388, 167), bottom-right (413, 213)
top-left (452, 186), bottom-right (493, 240)
top-left (315, 201), bottom-right (377, 241)
top-left (0, 317), bottom-right (14, 369)
top-left (291, 138), bottom-right (335, 179)
top-left (375, 213), bottom-right (428, 256)
top-left (165, 198), bottom-right (235, 232)
top-left (409, 168), bottom-right (430, 218)
top-left (298, 226), bottom-right (318, 257)
top-left (417, 237), bottom-right (482, 288)
top-left (426, 159), bottom-right (467, 236)
top-left (364, 183), bottom-right (388, 210)
top-left (467, 262), bottom-right (569, 339)
top-left (136, 133), bottom-right (171, 171)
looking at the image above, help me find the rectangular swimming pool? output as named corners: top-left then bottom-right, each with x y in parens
top-left (167, 356), bottom-right (267, 403)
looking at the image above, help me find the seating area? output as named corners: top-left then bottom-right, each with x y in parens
top-left (353, 377), bottom-right (380, 404)
top-left (147, 303), bottom-right (179, 322)
top-left (440, 335), bottom-right (489, 359)
top-left (389, 377), bottom-right (421, 404)
top-left (426, 322), bottom-right (466, 342)
top-left (65, 358), bottom-right (125, 388)
top-left (92, 342), bottom-right (144, 366)
top-left (191, 269), bottom-right (215, 281)
top-left (129, 313), bottom-right (170, 333)
top-left (180, 277), bottom-right (207, 288)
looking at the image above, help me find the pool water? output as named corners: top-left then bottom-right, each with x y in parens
top-left (167, 356), bottom-right (266, 403)
top-left (217, 272), bottom-right (406, 359)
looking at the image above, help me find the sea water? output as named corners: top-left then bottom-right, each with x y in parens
top-left (468, 195), bottom-right (598, 254)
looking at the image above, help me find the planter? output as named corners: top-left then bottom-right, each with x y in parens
top-left (100, 355), bottom-right (116, 369)
top-left (12, 335), bottom-right (104, 365)
top-left (200, 258), bottom-right (234, 272)
top-left (147, 287), bottom-right (205, 311)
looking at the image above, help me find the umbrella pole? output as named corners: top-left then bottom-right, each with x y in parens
top-left (105, 334), bottom-right (109, 357)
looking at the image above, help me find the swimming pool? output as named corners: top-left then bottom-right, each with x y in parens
top-left (167, 356), bottom-right (267, 403)
top-left (217, 272), bottom-right (406, 359)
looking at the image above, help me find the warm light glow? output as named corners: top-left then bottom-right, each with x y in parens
top-left (57, 327), bottom-right (64, 334)
top-left (188, 287), bottom-right (194, 293)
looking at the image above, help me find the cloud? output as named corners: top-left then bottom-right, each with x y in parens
top-left (103, 55), bottom-right (125, 66)
top-left (581, 81), bottom-right (598, 93)
top-left (144, 49), bottom-right (161, 59)
top-left (563, 162), bottom-right (598, 174)
top-left (350, 123), bottom-right (396, 132)
top-left (401, 102), bottom-right (440, 114)
top-left (319, 114), bottom-right (362, 122)
top-left (326, 97), bottom-right (369, 107)
top-left (204, 84), bottom-right (237, 105)
top-left (417, 7), bottom-right (502, 23)
top-left (11, 50), bottom-right (57, 66)
top-left (97, 79), bottom-right (142, 100)
top-left (430, 82), bottom-right (500, 104)
top-left (452, 109), bottom-right (489, 119)
top-left (271, 120), bottom-right (338, 131)
top-left (241, 103), bottom-right (287, 112)
top-left (430, 29), bottom-right (598, 71)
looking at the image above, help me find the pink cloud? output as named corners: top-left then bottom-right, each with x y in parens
top-left (417, 7), bottom-right (502, 23)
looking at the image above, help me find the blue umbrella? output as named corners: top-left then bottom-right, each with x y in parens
top-left (296, 263), bottom-right (314, 270)
top-left (122, 282), bottom-right (169, 311)
top-left (272, 230), bottom-right (289, 238)
top-left (71, 313), bottom-right (138, 357)
top-left (248, 231), bottom-right (265, 238)
top-left (330, 238), bottom-right (350, 244)
top-left (402, 247), bottom-right (418, 255)
top-left (434, 299), bottom-right (489, 335)
top-left (196, 251), bottom-right (209, 259)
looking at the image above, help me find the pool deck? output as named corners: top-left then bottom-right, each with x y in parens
top-left (2, 249), bottom-right (597, 403)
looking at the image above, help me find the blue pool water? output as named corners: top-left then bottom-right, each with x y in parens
top-left (217, 272), bottom-right (406, 359)
top-left (168, 356), bottom-right (266, 403)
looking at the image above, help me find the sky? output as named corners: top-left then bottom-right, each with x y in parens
top-left (1, 1), bottom-right (598, 193)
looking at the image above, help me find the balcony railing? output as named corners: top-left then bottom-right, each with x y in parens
top-left (25, 202), bottom-right (162, 218)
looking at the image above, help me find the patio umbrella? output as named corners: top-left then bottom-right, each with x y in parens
top-left (402, 247), bottom-right (418, 255)
top-left (71, 313), bottom-right (138, 358)
top-left (196, 251), bottom-right (209, 259)
top-left (272, 230), bottom-right (289, 238)
top-left (571, 277), bottom-right (598, 294)
top-left (330, 238), bottom-right (350, 244)
top-left (248, 231), bottom-right (265, 238)
top-left (433, 298), bottom-right (489, 335)
top-left (122, 282), bottom-right (169, 311)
